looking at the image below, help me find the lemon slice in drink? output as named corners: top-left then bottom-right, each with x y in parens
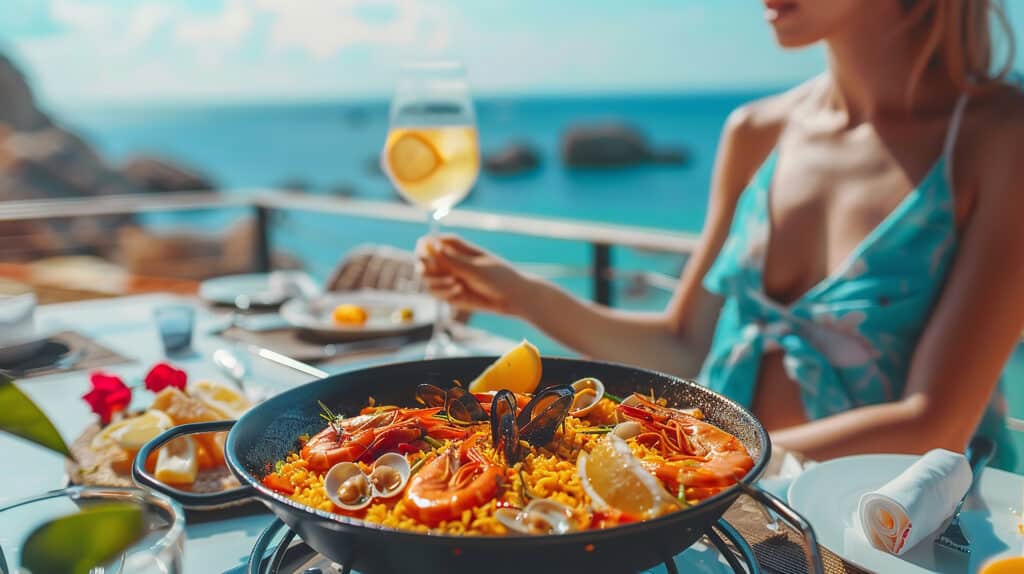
top-left (387, 132), bottom-right (442, 184)
top-left (188, 380), bottom-right (250, 420)
top-left (91, 409), bottom-right (173, 452)
top-left (467, 340), bottom-right (542, 394)
top-left (578, 434), bottom-right (680, 520)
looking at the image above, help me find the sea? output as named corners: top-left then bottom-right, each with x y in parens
top-left (53, 92), bottom-right (1024, 470)
top-left (61, 92), bottom-right (771, 353)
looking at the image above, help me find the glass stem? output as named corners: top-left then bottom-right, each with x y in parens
top-left (429, 208), bottom-right (451, 349)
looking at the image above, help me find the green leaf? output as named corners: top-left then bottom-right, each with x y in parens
top-left (0, 373), bottom-right (71, 458)
top-left (21, 503), bottom-right (145, 574)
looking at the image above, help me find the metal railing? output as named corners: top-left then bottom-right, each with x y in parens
top-left (0, 191), bottom-right (700, 306)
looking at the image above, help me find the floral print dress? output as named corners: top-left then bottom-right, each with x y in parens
top-left (696, 106), bottom-right (1015, 467)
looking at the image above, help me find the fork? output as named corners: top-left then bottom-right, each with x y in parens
top-left (934, 435), bottom-right (996, 554)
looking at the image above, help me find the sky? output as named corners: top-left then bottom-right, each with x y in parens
top-left (2, 0), bottom-right (1023, 107)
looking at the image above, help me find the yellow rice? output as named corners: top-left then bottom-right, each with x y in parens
top-left (268, 399), bottom-right (623, 535)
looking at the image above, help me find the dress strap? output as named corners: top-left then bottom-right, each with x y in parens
top-left (942, 92), bottom-right (970, 185)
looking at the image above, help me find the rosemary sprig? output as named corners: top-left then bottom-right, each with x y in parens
top-left (317, 400), bottom-right (343, 439)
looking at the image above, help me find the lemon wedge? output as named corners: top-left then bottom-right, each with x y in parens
top-left (187, 380), bottom-right (250, 420)
top-left (467, 340), bottom-right (542, 394)
top-left (91, 410), bottom-right (173, 452)
top-left (155, 435), bottom-right (198, 485)
top-left (577, 434), bottom-right (679, 520)
top-left (386, 132), bottom-right (442, 184)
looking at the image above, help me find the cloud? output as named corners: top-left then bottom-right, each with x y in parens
top-left (49, 0), bottom-right (114, 33)
top-left (127, 3), bottom-right (174, 46)
top-left (173, 0), bottom-right (252, 48)
top-left (253, 0), bottom-right (451, 59)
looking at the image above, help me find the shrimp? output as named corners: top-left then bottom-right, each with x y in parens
top-left (301, 415), bottom-right (424, 471)
top-left (404, 442), bottom-right (502, 526)
top-left (616, 394), bottom-right (753, 500)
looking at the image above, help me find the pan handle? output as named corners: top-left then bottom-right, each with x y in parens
top-left (739, 483), bottom-right (824, 574)
top-left (132, 420), bottom-right (256, 509)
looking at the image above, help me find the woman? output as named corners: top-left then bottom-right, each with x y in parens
top-left (419, 0), bottom-right (1024, 464)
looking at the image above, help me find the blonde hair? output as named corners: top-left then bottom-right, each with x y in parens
top-left (902, 0), bottom-right (1016, 104)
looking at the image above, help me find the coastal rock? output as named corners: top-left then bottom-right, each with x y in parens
top-left (328, 182), bottom-right (357, 197)
top-left (483, 142), bottom-right (541, 175)
top-left (277, 177), bottom-right (311, 193)
top-left (120, 155), bottom-right (217, 192)
top-left (560, 123), bottom-right (689, 169)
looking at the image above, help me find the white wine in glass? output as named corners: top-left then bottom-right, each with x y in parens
top-left (382, 62), bottom-right (479, 357)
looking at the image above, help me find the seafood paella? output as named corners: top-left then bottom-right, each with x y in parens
top-left (260, 352), bottom-right (754, 536)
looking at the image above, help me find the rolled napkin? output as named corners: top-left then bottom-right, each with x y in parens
top-left (858, 449), bottom-right (972, 555)
top-left (0, 293), bottom-right (37, 345)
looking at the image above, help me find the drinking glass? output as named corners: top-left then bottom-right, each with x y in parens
top-left (381, 61), bottom-right (480, 358)
top-left (153, 304), bottom-right (195, 357)
top-left (0, 486), bottom-right (185, 573)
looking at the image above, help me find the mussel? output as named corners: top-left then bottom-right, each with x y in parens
top-left (494, 498), bottom-right (578, 535)
top-left (516, 385), bottom-right (574, 446)
top-left (414, 383), bottom-right (447, 408)
top-left (568, 377), bottom-right (605, 417)
top-left (489, 385), bottom-right (575, 463)
top-left (324, 452), bottom-right (412, 510)
top-left (490, 389), bottom-right (520, 463)
top-left (415, 383), bottom-right (487, 425)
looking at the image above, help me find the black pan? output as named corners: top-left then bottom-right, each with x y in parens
top-left (134, 357), bottom-right (821, 574)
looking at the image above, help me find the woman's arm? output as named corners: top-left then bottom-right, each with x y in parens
top-left (422, 106), bottom-right (777, 377)
top-left (772, 108), bottom-right (1024, 460)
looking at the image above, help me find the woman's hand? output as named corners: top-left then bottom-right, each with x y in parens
top-left (416, 234), bottom-right (534, 316)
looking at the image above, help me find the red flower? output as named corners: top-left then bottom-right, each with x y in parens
top-left (83, 372), bottom-right (132, 425)
top-left (144, 362), bottom-right (187, 393)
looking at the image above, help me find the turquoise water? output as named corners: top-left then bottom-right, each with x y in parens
top-left (57, 92), bottom-right (1024, 471)
top-left (62, 92), bottom-right (766, 352)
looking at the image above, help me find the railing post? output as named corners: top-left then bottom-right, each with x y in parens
top-left (253, 205), bottom-right (272, 272)
top-left (592, 243), bottom-right (613, 306)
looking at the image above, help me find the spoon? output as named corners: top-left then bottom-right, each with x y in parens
top-left (212, 348), bottom-right (248, 391)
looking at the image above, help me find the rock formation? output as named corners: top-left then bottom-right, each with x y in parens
top-left (483, 142), bottom-right (541, 176)
top-left (560, 123), bottom-right (689, 169)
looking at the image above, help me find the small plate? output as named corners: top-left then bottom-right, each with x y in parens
top-left (199, 274), bottom-right (289, 308)
top-left (788, 454), bottom-right (1024, 574)
top-left (0, 335), bottom-right (50, 366)
top-left (280, 291), bottom-right (436, 339)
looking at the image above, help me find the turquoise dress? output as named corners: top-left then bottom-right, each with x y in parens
top-left (697, 95), bottom-right (1015, 469)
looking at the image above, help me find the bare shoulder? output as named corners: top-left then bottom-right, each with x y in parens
top-left (716, 77), bottom-right (821, 189)
top-left (962, 84), bottom-right (1024, 204)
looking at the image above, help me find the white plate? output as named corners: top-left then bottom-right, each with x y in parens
top-left (789, 454), bottom-right (1024, 574)
top-left (199, 274), bottom-right (288, 307)
top-left (280, 291), bottom-right (437, 338)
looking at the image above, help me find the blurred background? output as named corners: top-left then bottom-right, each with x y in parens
top-left (2, 0), bottom-right (1023, 354)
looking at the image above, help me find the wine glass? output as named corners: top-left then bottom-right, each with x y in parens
top-left (382, 61), bottom-right (480, 358)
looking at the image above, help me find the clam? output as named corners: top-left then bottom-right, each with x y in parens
top-left (495, 499), bottom-right (577, 535)
top-left (325, 453), bottom-right (413, 509)
top-left (368, 452), bottom-right (411, 499)
top-left (324, 462), bottom-right (373, 511)
top-left (611, 420), bottom-right (642, 440)
top-left (568, 377), bottom-right (606, 417)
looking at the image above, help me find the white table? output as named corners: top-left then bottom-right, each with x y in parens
top-left (0, 294), bottom-right (515, 573)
